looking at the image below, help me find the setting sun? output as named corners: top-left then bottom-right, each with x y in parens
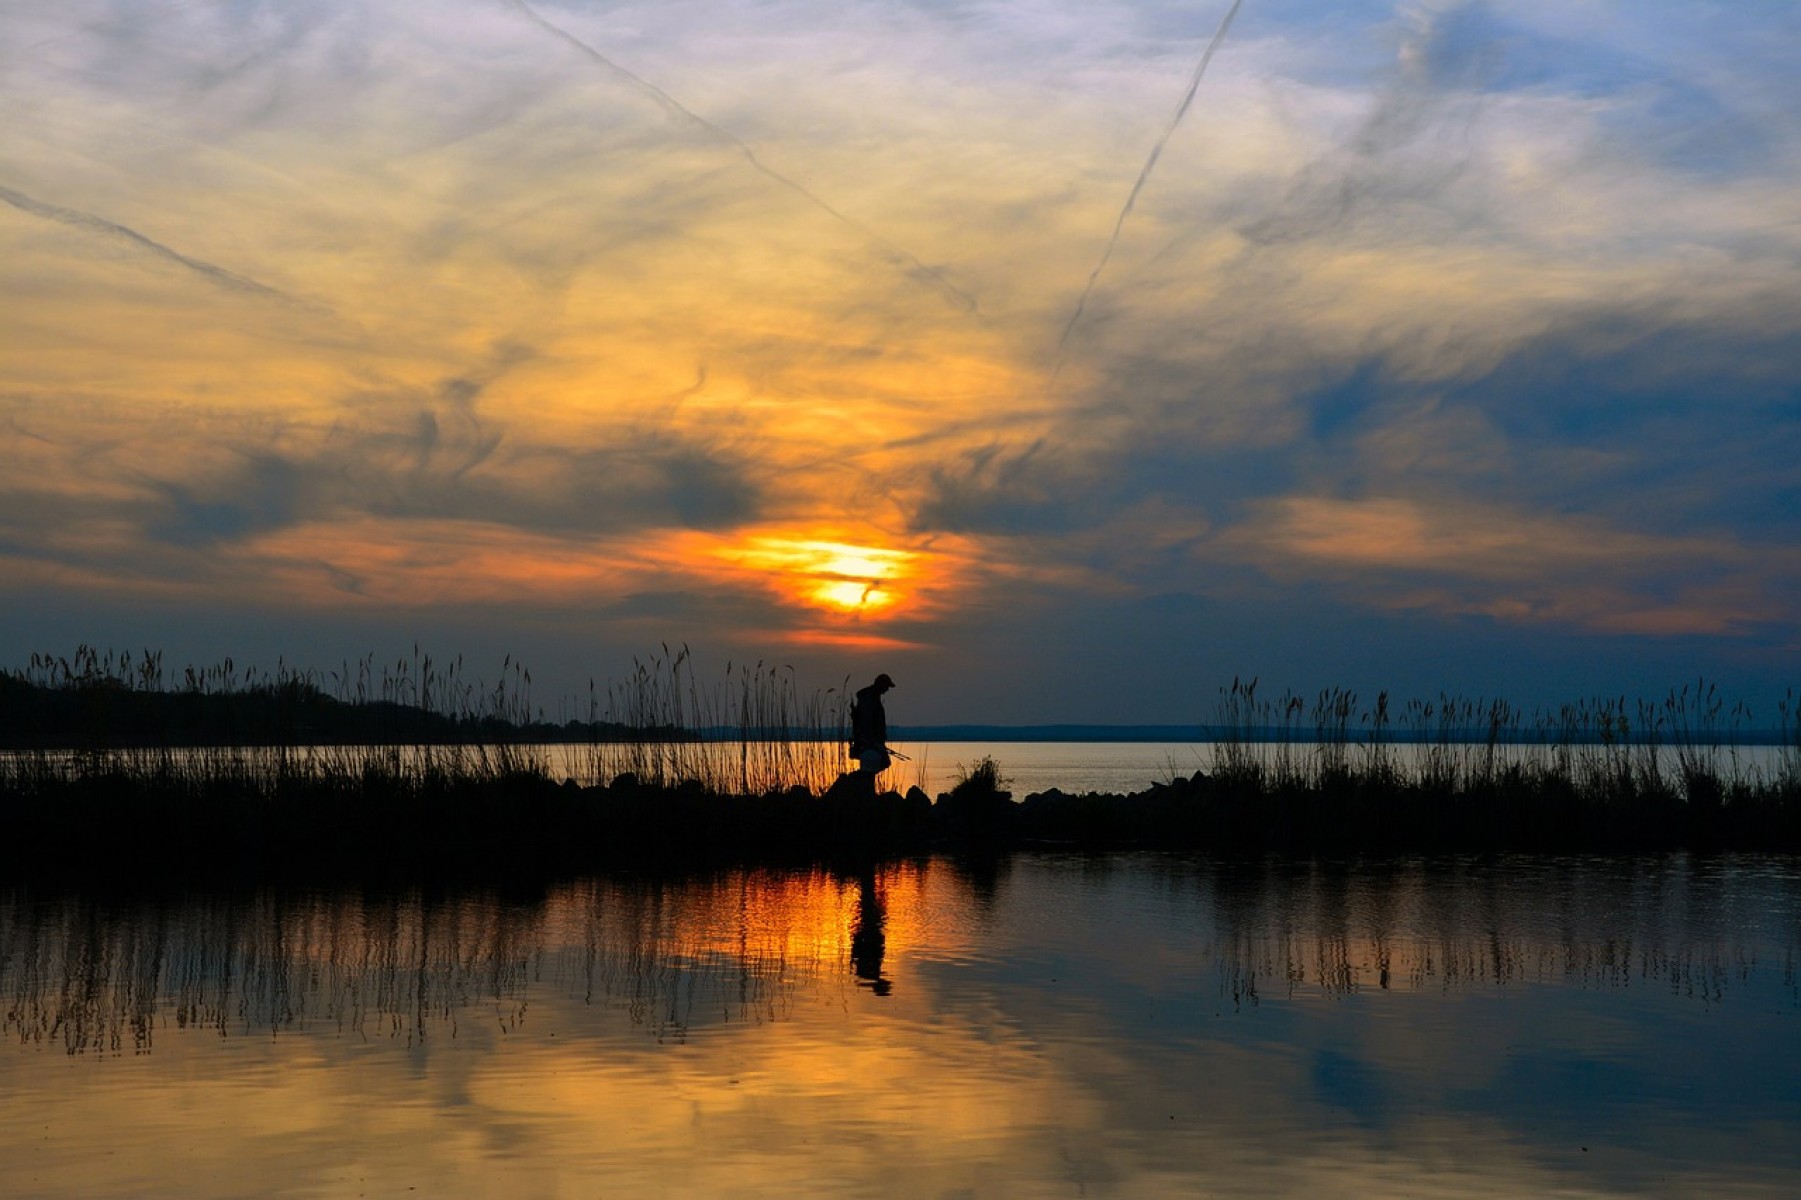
top-left (813, 579), bottom-right (894, 612)
top-left (733, 538), bottom-right (915, 616)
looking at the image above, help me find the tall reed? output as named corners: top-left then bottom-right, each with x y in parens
top-left (579, 646), bottom-right (851, 794)
top-left (1205, 675), bottom-right (1787, 806)
top-left (1, 643), bottom-right (856, 801)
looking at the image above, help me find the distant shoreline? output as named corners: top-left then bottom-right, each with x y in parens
top-left (893, 725), bottom-right (1801, 746)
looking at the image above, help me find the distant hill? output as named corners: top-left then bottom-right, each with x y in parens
top-left (0, 673), bottom-right (647, 749)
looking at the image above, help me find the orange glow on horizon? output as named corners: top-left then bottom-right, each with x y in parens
top-left (778, 629), bottom-right (932, 651)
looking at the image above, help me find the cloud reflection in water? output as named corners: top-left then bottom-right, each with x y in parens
top-left (2, 854), bottom-right (1798, 1197)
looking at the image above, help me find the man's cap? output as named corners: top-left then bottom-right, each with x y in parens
top-left (874, 673), bottom-right (896, 688)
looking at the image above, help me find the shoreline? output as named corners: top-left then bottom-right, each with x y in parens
top-left (5, 760), bottom-right (1797, 887)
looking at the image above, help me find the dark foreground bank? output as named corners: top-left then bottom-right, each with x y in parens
top-left (4, 757), bottom-right (1797, 886)
top-left (5, 650), bottom-right (1798, 882)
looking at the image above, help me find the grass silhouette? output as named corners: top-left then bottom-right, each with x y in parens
top-left (2, 648), bottom-right (1797, 882)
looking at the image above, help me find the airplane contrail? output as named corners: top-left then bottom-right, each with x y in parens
top-left (0, 182), bottom-right (316, 309)
top-left (1054, 0), bottom-right (1243, 366)
top-left (504, 0), bottom-right (982, 318)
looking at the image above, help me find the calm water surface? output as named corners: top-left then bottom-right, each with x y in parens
top-left (4, 854), bottom-right (1798, 1198)
top-left (530, 739), bottom-right (1791, 797)
top-left (887, 741), bottom-right (1796, 798)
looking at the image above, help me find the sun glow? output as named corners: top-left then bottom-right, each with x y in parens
top-left (813, 578), bottom-right (893, 612)
top-left (733, 537), bottom-right (915, 616)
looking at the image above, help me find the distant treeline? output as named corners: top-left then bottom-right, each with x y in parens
top-left (0, 672), bottom-right (644, 749)
top-left (0, 646), bottom-right (675, 749)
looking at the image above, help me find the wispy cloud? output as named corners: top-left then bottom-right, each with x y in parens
top-left (0, 182), bottom-right (323, 312)
top-left (503, 0), bottom-right (983, 316)
top-left (1055, 0), bottom-right (1242, 364)
top-left (3, 0), bottom-right (1798, 714)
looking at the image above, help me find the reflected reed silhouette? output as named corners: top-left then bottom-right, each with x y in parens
top-left (5, 854), bottom-right (1798, 1200)
top-left (3, 855), bottom-right (1794, 1055)
top-left (2, 872), bottom-right (883, 1052)
top-left (1196, 853), bottom-right (1791, 1009)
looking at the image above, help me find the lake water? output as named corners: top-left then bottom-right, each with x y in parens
top-left (508, 737), bottom-right (1792, 798)
top-left (891, 741), bottom-right (1213, 796)
top-left (4, 852), bottom-right (1797, 1197)
top-left (886, 740), bottom-right (1795, 798)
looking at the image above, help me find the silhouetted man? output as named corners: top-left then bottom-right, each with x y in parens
top-left (850, 673), bottom-right (895, 779)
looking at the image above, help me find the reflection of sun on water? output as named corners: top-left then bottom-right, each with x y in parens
top-left (539, 863), bottom-right (959, 968)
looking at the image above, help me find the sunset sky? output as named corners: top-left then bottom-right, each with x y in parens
top-left (4, 0), bottom-right (1798, 723)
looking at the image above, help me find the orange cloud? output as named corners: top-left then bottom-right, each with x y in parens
top-left (1226, 495), bottom-right (1800, 638)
